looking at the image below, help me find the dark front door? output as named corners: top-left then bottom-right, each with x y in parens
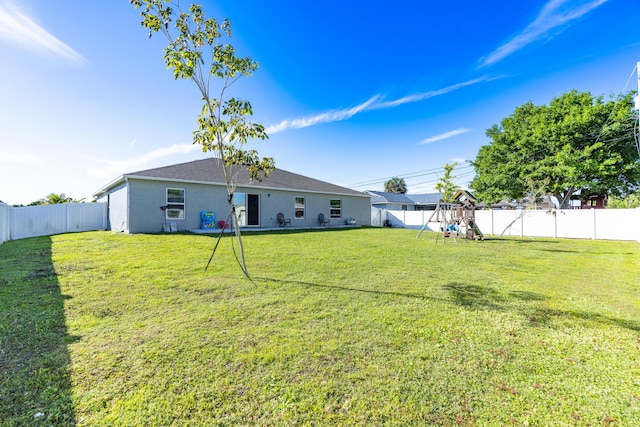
top-left (247, 194), bottom-right (259, 226)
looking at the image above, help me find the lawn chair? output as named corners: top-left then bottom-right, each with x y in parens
top-left (318, 213), bottom-right (329, 226)
top-left (277, 212), bottom-right (291, 227)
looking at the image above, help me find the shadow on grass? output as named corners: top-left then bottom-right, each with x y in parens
top-left (182, 226), bottom-right (369, 238)
top-left (442, 282), bottom-right (505, 310)
top-left (251, 276), bottom-right (443, 302)
top-left (480, 237), bottom-right (563, 245)
top-left (535, 248), bottom-right (582, 254)
top-left (250, 276), bottom-right (640, 333)
top-left (0, 237), bottom-right (77, 426)
top-left (441, 282), bottom-right (639, 332)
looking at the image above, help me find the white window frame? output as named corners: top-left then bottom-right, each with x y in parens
top-left (330, 198), bottom-right (341, 218)
top-left (294, 196), bottom-right (305, 219)
top-left (166, 188), bottom-right (185, 220)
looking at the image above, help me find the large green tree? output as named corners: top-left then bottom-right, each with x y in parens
top-left (608, 190), bottom-right (640, 208)
top-left (384, 177), bottom-right (407, 194)
top-left (470, 90), bottom-right (640, 208)
top-left (131, 0), bottom-right (274, 277)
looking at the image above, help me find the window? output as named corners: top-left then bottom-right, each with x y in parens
top-left (166, 188), bottom-right (185, 219)
top-left (294, 196), bottom-right (305, 219)
top-left (330, 199), bottom-right (341, 218)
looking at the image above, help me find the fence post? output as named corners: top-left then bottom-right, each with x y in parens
top-left (637, 208), bottom-right (640, 243)
top-left (103, 202), bottom-right (108, 230)
top-left (592, 208), bottom-right (596, 240)
top-left (9, 205), bottom-right (14, 241)
top-left (491, 209), bottom-right (494, 236)
top-left (0, 203), bottom-right (10, 244)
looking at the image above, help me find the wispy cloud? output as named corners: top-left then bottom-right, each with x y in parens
top-left (420, 128), bottom-right (471, 145)
top-left (479, 0), bottom-right (609, 68)
top-left (0, 0), bottom-right (85, 64)
top-left (372, 76), bottom-right (492, 110)
top-left (87, 143), bottom-right (200, 179)
top-left (265, 95), bottom-right (381, 134)
top-left (266, 76), bottom-right (493, 134)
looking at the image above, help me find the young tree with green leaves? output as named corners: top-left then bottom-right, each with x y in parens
top-left (435, 162), bottom-right (458, 203)
top-left (470, 90), bottom-right (640, 208)
top-left (384, 177), bottom-right (407, 194)
top-left (131, 0), bottom-right (274, 277)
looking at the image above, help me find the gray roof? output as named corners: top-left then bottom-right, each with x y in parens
top-left (95, 158), bottom-right (368, 198)
top-left (408, 193), bottom-right (442, 205)
top-left (366, 191), bottom-right (442, 205)
top-left (366, 191), bottom-right (415, 204)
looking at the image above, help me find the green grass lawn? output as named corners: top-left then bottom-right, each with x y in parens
top-left (1, 228), bottom-right (639, 426)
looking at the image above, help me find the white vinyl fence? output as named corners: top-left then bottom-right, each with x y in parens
top-left (0, 202), bottom-right (10, 245)
top-left (0, 202), bottom-right (107, 244)
top-left (376, 207), bottom-right (640, 242)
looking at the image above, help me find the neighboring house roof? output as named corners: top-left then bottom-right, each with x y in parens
top-left (94, 158), bottom-right (369, 199)
top-left (365, 191), bottom-right (416, 205)
top-left (409, 193), bottom-right (442, 205)
top-left (491, 201), bottom-right (519, 209)
top-left (365, 191), bottom-right (442, 206)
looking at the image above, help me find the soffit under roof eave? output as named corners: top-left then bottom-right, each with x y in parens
top-left (121, 175), bottom-right (371, 198)
top-left (92, 175), bottom-right (127, 199)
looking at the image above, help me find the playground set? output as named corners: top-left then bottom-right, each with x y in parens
top-left (416, 190), bottom-right (483, 242)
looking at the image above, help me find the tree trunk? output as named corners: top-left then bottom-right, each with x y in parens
top-left (556, 187), bottom-right (575, 209)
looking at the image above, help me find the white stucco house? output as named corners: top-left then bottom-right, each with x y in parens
top-left (93, 158), bottom-right (371, 233)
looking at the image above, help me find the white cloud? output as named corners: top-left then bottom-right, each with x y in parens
top-left (0, 149), bottom-right (45, 164)
top-left (479, 0), bottom-right (609, 68)
top-left (87, 143), bottom-right (200, 179)
top-left (0, 0), bottom-right (86, 64)
top-left (266, 76), bottom-right (493, 134)
top-left (420, 128), bottom-right (471, 145)
top-left (265, 95), bottom-right (380, 134)
top-left (373, 76), bottom-right (492, 110)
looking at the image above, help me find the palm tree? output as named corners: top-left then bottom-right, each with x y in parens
top-left (384, 177), bottom-right (407, 194)
top-left (34, 193), bottom-right (81, 205)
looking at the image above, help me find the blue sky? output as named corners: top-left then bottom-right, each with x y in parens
top-left (1, 0), bottom-right (639, 205)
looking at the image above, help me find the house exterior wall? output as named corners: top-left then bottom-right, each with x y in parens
top-left (113, 178), bottom-right (371, 233)
top-left (248, 188), bottom-right (370, 228)
top-left (580, 196), bottom-right (607, 209)
top-left (124, 179), bottom-right (228, 233)
top-left (97, 182), bottom-right (128, 233)
top-left (372, 203), bottom-right (414, 211)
